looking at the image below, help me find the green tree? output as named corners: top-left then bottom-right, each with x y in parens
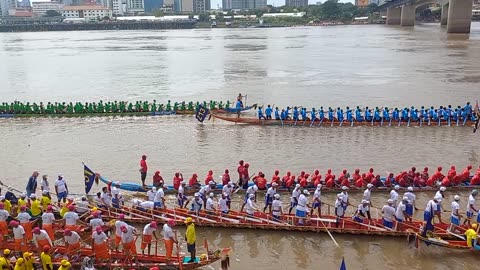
top-left (322, 0), bottom-right (341, 19)
top-left (198, 13), bottom-right (209, 22)
top-left (44, 10), bottom-right (61, 17)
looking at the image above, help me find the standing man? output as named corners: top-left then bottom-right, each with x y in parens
top-left (184, 217), bottom-right (196, 263)
top-left (464, 189), bottom-right (478, 226)
top-left (237, 160), bottom-right (245, 188)
top-left (162, 219), bottom-right (177, 263)
top-left (140, 155), bottom-right (148, 187)
top-left (40, 175), bottom-right (50, 199)
top-left (141, 221), bottom-right (158, 256)
top-left (54, 173), bottom-right (68, 204)
top-left (449, 195), bottom-right (461, 232)
top-left (26, 171), bottom-right (39, 197)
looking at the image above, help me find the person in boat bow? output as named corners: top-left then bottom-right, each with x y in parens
top-left (235, 98), bottom-right (243, 118)
top-left (311, 184), bottom-right (322, 217)
top-left (288, 184), bottom-right (301, 215)
top-left (190, 193), bottom-right (203, 215)
top-left (395, 197), bottom-right (410, 227)
top-left (422, 195), bottom-right (442, 235)
top-left (381, 199), bottom-right (396, 229)
top-left (222, 181), bottom-right (235, 209)
top-left (464, 189), bottom-right (478, 226)
top-left (263, 182), bottom-right (278, 213)
top-left (449, 195), bottom-right (461, 233)
top-left (296, 190), bottom-right (310, 226)
top-left (257, 106), bottom-right (266, 120)
top-left (435, 187), bottom-right (447, 212)
top-left (272, 194), bottom-right (283, 222)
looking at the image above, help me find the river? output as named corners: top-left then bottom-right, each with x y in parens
top-left (1, 23), bottom-right (480, 269)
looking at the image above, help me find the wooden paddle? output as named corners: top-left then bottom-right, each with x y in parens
top-left (319, 218), bottom-right (340, 247)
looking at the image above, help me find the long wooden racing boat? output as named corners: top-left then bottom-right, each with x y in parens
top-left (99, 204), bottom-right (466, 239)
top-left (0, 110), bottom-right (185, 118)
top-left (210, 112), bottom-right (476, 127)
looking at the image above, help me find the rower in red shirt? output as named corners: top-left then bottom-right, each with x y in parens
top-left (254, 172), bottom-right (267, 190)
top-left (173, 172), bottom-right (183, 190)
top-left (313, 171), bottom-right (322, 186)
top-left (441, 175), bottom-right (451, 187)
top-left (153, 171), bottom-right (164, 188)
top-left (340, 175), bottom-right (350, 188)
top-left (413, 173), bottom-right (422, 187)
top-left (205, 170), bottom-right (215, 185)
top-left (384, 173), bottom-right (394, 187)
top-left (282, 172), bottom-right (291, 187)
top-left (352, 169), bottom-right (361, 182)
top-left (299, 176), bottom-right (307, 188)
top-left (365, 168), bottom-right (375, 183)
top-left (430, 167), bottom-right (445, 183)
top-left (271, 170), bottom-right (280, 185)
top-left (456, 165), bottom-right (472, 184)
top-left (286, 175), bottom-right (295, 191)
top-left (237, 160), bottom-right (245, 186)
top-left (470, 171), bottom-right (480, 185)
top-left (371, 175), bottom-right (381, 187)
top-left (326, 175), bottom-right (335, 188)
top-left (297, 171), bottom-right (305, 183)
top-left (407, 167), bottom-right (416, 184)
top-left (354, 178), bottom-right (363, 188)
top-left (448, 166), bottom-right (457, 182)
top-left (222, 169), bottom-right (230, 186)
top-left (188, 174), bottom-right (199, 187)
top-left (338, 169), bottom-right (348, 183)
top-left (421, 167), bottom-right (429, 182)
top-left (325, 169), bottom-right (333, 182)
top-left (139, 155), bottom-right (148, 187)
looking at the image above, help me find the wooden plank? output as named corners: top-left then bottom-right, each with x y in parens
top-left (310, 218), bottom-right (337, 223)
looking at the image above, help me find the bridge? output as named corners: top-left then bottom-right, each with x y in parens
top-left (378, 0), bottom-right (474, 33)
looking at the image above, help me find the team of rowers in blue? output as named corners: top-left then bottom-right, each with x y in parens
top-left (256, 102), bottom-right (478, 125)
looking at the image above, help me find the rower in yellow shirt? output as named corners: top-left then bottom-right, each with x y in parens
top-left (17, 194), bottom-right (27, 214)
top-left (29, 195), bottom-right (42, 218)
top-left (40, 192), bottom-right (51, 212)
top-left (22, 252), bottom-right (33, 270)
top-left (58, 260), bottom-right (71, 270)
top-left (465, 223), bottom-right (478, 247)
top-left (13, 258), bottom-right (25, 270)
top-left (0, 249), bottom-right (12, 270)
top-left (0, 197), bottom-right (12, 214)
top-left (40, 246), bottom-right (52, 270)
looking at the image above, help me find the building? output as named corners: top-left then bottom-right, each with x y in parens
top-left (262, 12), bottom-right (305, 17)
top-left (179, 0), bottom-right (192, 12)
top-left (1, 0), bottom-right (15, 17)
top-left (112, 0), bottom-right (126, 15)
top-left (222, 0), bottom-right (231, 9)
top-left (229, 0), bottom-right (263, 9)
top-left (192, 0), bottom-right (206, 12)
top-left (285, 0), bottom-right (307, 7)
top-left (32, 1), bottom-right (63, 16)
top-left (144, 0), bottom-right (163, 12)
top-left (62, 5), bottom-right (112, 20)
top-left (127, 0), bottom-right (144, 13)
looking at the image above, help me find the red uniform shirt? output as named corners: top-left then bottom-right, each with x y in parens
top-left (173, 177), bottom-right (181, 190)
top-left (140, 160), bottom-right (147, 173)
top-left (237, 165), bottom-right (245, 179)
top-left (256, 177), bottom-right (267, 190)
top-left (222, 173), bottom-right (230, 186)
top-left (299, 178), bottom-right (307, 188)
top-left (471, 174), bottom-right (480, 185)
top-left (189, 176), bottom-right (198, 187)
top-left (205, 175), bottom-right (214, 185)
top-left (153, 174), bottom-right (163, 186)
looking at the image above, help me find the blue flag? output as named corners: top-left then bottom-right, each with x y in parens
top-left (339, 258), bottom-right (346, 270)
top-left (195, 105), bottom-right (209, 123)
top-left (84, 164), bottom-right (96, 194)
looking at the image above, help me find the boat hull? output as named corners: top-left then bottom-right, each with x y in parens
top-left (0, 110), bottom-right (197, 118)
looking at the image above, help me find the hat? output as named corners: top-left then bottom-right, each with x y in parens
top-left (341, 186), bottom-right (348, 191)
top-left (96, 227), bottom-right (103, 233)
top-left (454, 195), bottom-right (460, 201)
top-left (472, 224), bottom-right (478, 229)
top-left (181, 181), bottom-right (186, 185)
top-left (222, 192), bottom-right (228, 197)
top-left (367, 184), bottom-right (373, 189)
top-left (394, 185), bottom-right (400, 190)
top-left (68, 205), bottom-right (75, 211)
top-left (228, 181), bottom-right (233, 186)
top-left (472, 189), bottom-right (478, 195)
top-left (407, 187), bottom-right (413, 192)
top-left (47, 205), bottom-right (53, 212)
top-left (272, 182), bottom-right (278, 187)
top-left (316, 184), bottom-right (322, 189)
top-left (3, 249), bottom-right (10, 255)
top-left (120, 225), bottom-right (127, 231)
top-left (295, 184), bottom-right (301, 188)
top-left (42, 190), bottom-right (48, 195)
top-left (208, 181), bottom-right (215, 186)
top-left (115, 181), bottom-right (121, 186)
top-left (337, 194), bottom-right (343, 199)
top-left (439, 187), bottom-right (446, 192)
top-left (209, 193), bottom-right (214, 198)
top-left (16, 258), bottom-right (24, 264)
top-left (29, 194), bottom-right (36, 199)
top-left (249, 194), bottom-right (255, 199)
top-left (387, 199), bottom-right (394, 204)
top-left (67, 197), bottom-right (74, 201)
top-left (20, 193), bottom-right (26, 198)
top-left (194, 193), bottom-right (199, 197)
top-left (274, 194), bottom-right (280, 199)
top-left (303, 190), bottom-right (309, 195)
top-left (93, 211), bottom-right (100, 217)
top-left (61, 260), bottom-right (70, 267)
top-left (168, 219), bottom-right (176, 226)
top-left (20, 205), bottom-right (26, 211)
top-left (152, 187), bottom-right (157, 192)
top-left (402, 196), bottom-right (409, 201)
top-left (33, 227), bottom-right (40, 234)
top-left (9, 221), bottom-right (18, 227)
top-left (64, 229), bottom-right (72, 235)
top-left (150, 221), bottom-right (157, 229)
top-left (43, 245), bottom-right (50, 252)
top-left (184, 217), bottom-right (193, 224)
top-left (361, 200), bottom-right (368, 204)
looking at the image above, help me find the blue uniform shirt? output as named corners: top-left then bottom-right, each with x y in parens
top-left (275, 109), bottom-right (280, 119)
top-left (355, 109), bottom-right (362, 121)
top-left (265, 107), bottom-right (272, 117)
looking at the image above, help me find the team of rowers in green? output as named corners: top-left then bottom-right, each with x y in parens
top-left (0, 100), bottom-right (233, 115)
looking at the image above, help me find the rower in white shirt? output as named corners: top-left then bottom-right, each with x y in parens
top-left (449, 195), bottom-right (461, 232)
top-left (205, 193), bottom-right (216, 214)
top-left (381, 199), bottom-right (396, 229)
top-left (271, 194), bottom-right (283, 222)
top-left (218, 193), bottom-right (229, 214)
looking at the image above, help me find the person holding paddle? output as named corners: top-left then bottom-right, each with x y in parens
top-left (184, 217), bottom-right (196, 263)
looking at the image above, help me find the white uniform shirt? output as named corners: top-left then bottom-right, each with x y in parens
top-left (382, 205), bottom-right (396, 222)
top-left (177, 186), bottom-right (185, 197)
top-left (341, 192), bottom-right (349, 205)
top-left (121, 226), bottom-right (135, 243)
top-left (89, 218), bottom-right (104, 229)
top-left (266, 187), bottom-right (275, 197)
top-left (147, 190), bottom-right (156, 201)
top-left (451, 201), bottom-right (460, 217)
top-left (335, 199), bottom-right (344, 216)
top-left (219, 198), bottom-right (229, 212)
top-left (41, 179), bottom-right (50, 192)
top-left (467, 194), bottom-right (476, 213)
top-left (246, 186), bottom-right (256, 196)
top-left (140, 201), bottom-right (155, 209)
top-left (17, 212), bottom-right (31, 224)
top-left (390, 190), bottom-right (399, 205)
top-left (246, 198), bottom-right (256, 215)
top-left (64, 231), bottom-right (81, 244)
top-left (92, 232), bottom-right (108, 245)
top-left (55, 179), bottom-right (67, 193)
top-left (76, 200), bottom-right (89, 214)
top-left (0, 210), bottom-right (9, 221)
top-left (363, 189), bottom-right (371, 202)
top-left (291, 188), bottom-right (300, 203)
top-left (199, 186), bottom-right (210, 197)
top-left (114, 220), bottom-right (127, 237)
top-left (33, 230), bottom-right (52, 247)
top-left (112, 186), bottom-right (120, 198)
top-left (100, 192), bottom-right (111, 206)
top-left (206, 198), bottom-right (215, 211)
top-left (357, 204), bottom-right (369, 215)
top-left (396, 201), bottom-right (407, 221)
top-left (404, 192), bottom-right (416, 205)
top-left (425, 200), bottom-right (437, 213)
top-left (42, 212), bottom-right (55, 225)
top-left (162, 224), bottom-right (174, 240)
top-left (272, 200), bottom-right (282, 214)
top-left (296, 194), bottom-right (308, 212)
top-left (64, 211), bottom-right (79, 225)
top-left (154, 189), bottom-right (165, 203)
top-left (222, 185), bottom-right (233, 197)
top-left (143, 223), bottom-right (156, 236)
top-left (313, 189), bottom-right (321, 202)
top-left (13, 225), bottom-right (25, 239)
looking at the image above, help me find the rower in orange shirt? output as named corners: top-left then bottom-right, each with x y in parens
top-left (313, 171), bottom-right (322, 186)
top-left (448, 165), bottom-right (457, 183)
top-left (92, 226), bottom-right (109, 262)
top-left (271, 170), bottom-right (281, 185)
top-left (282, 171), bottom-right (291, 187)
top-left (204, 170), bottom-right (214, 185)
top-left (0, 204), bottom-right (9, 241)
top-left (365, 168), bottom-right (375, 183)
top-left (32, 227), bottom-right (53, 253)
top-left (254, 172), bottom-right (267, 190)
top-left (325, 169), bottom-right (333, 182)
top-left (470, 171), bottom-right (480, 185)
top-left (352, 169), bottom-right (361, 182)
top-left (17, 206), bottom-right (32, 241)
top-left (221, 169), bottom-right (230, 186)
top-left (188, 174), bottom-right (199, 188)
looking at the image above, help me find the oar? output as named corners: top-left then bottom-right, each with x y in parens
top-left (388, 116), bottom-right (392, 126)
top-left (398, 118), bottom-right (401, 127)
top-left (428, 115), bottom-right (431, 126)
top-left (319, 218), bottom-right (340, 247)
top-left (309, 117), bottom-right (315, 127)
top-left (317, 117), bottom-right (324, 127)
top-left (407, 116), bottom-right (411, 127)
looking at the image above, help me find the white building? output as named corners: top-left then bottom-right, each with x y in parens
top-left (62, 5), bottom-right (112, 20)
top-left (0, 0), bottom-right (14, 17)
top-left (126, 0), bottom-right (144, 13)
top-left (32, 1), bottom-right (63, 16)
top-left (112, 0), bottom-right (126, 15)
top-left (262, 12), bottom-right (306, 18)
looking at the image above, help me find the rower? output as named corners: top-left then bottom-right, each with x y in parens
top-left (0, 204), bottom-right (9, 242)
top-left (54, 173), bottom-right (69, 204)
top-left (218, 193), bottom-right (229, 215)
top-left (32, 227), bottom-right (52, 253)
top-left (198, 182), bottom-right (213, 208)
top-left (353, 200), bottom-right (370, 223)
top-left (296, 190), bottom-right (310, 226)
top-left (162, 219), bottom-right (177, 263)
top-left (63, 205), bottom-right (79, 231)
top-left (310, 184), bottom-right (322, 217)
top-left (240, 185), bottom-right (258, 212)
top-left (335, 194), bottom-right (345, 228)
top-left (120, 224), bottom-right (138, 261)
top-left (92, 226), bottom-right (109, 262)
top-left (363, 183), bottom-right (374, 207)
top-left (40, 191), bottom-right (51, 212)
top-left (222, 181), bottom-right (234, 209)
top-left (381, 200), bottom-right (396, 229)
top-left (89, 211), bottom-right (104, 231)
top-left (463, 189), bottom-right (478, 226)
top-left (222, 169), bottom-right (230, 186)
top-left (29, 195), bottom-right (42, 218)
top-left (253, 172), bottom-right (267, 190)
top-left (17, 206), bottom-right (32, 241)
top-left (272, 170), bottom-right (281, 186)
top-left (140, 221), bottom-right (158, 255)
top-left (99, 187), bottom-right (111, 208)
top-left (271, 194), bottom-right (283, 222)
top-left (390, 185), bottom-right (400, 208)
top-left (14, 258), bottom-right (25, 270)
top-left (245, 194), bottom-right (259, 218)
top-left (206, 193), bottom-right (216, 215)
top-left (173, 172), bottom-right (183, 190)
top-left (263, 183), bottom-right (278, 213)
top-left (153, 171), bottom-right (164, 188)
top-left (449, 195), bottom-right (461, 233)
top-left (188, 174), bottom-right (200, 188)
top-left (41, 246), bottom-right (53, 270)
top-left (64, 229), bottom-right (82, 259)
top-left (395, 197), bottom-right (409, 225)
top-left (190, 193), bottom-right (203, 215)
top-left (17, 194), bottom-right (27, 214)
top-left (177, 182), bottom-right (189, 208)
top-left (114, 214), bottom-right (127, 252)
top-left (147, 187), bottom-right (156, 202)
top-left (11, 221), bottom-right (27, 254)
top-left (341, 186), bottom-right (349, 212)
top-left (265, 105), bottom-right (273, 119)
top-left (423, 196), bottom-right (442, 235)
top-left (435, 187), bottom-right (447, 212)
top-left (421, 167), bottom-right (429, 182)
top-left (111, 181), bottom-right (123, 208)
top-left (257, 106), bottom-right (266, 120)
top-left (465, 224), bottom-right (478, 247)
top-left (153, 184), bottom-right (165, 209)
top-left (204, 170), bottom-right (215, 185)
top-left (292, 106), bottom-right (299, 121)
top-left (288, 184), bottom-right (301, 215)
top-left (403, 187), bottom-right (416, 222)
top-left (0, 249), bottom-right (12, 270)
top-left (243, 163), bottom-right (251, 189)
top-left (23, 251), bottom-right (33, 270)
top-left (41, 206), bottom-right (55, 240)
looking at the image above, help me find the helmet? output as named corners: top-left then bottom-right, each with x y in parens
top-left (272, 182), bottom-right (278, 187)
top-left (194, 193), bottom-right (199, 197)
top-left (295, 184), bottom-right (301, 188)
top-left (454, 195), bottom-right (460, 201)
top-left (387, 199), bottom-right (394, 204)
top-left (316, 184), bottom-right (322, 189)
top-left (472, 224), bottom-right (478, 229)
top-left (209, 193), bottom-right (214, 198)
top-left (472, 189), bottom-right (478, 196)
top-left (402, 196), bottom-right (409, 201)
top-left (341, 186), bottom-right (348, 191)
top-left (249, 194), bottom-right (255, 199)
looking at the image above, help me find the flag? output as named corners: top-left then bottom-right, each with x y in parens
top-left (195, 105), bottom-right (209, 123)
top-left (84, 164), bottom-right (96, 194)
top-left (339, 257), bottom-right (346, 270)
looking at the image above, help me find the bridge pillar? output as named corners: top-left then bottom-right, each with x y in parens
top-left (441, 4), bottom-right (449, 26)
top-left (400, 5), bottom-right (415, 26)
top-left (447, 0), bottom-right (473, 33)
top-left (386, 7), bottom-right (401, 25)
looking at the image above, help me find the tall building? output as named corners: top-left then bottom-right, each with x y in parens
top-left (222, 0), bottom-right (231, 9)
top-left (32, 1), bottom-right (63, 16)
top-left (254, 0), bottom-right (265, 8)
top-left (285, 0), bottom-right (307, 7)
top-left (144, 0), bottom-right (163, 12)
top-left (112, 0), bottom-right (126, 14)
top-left (180, 0), bottom-right (192, 12)
top-left (127, 0), bottom-right (144, 13)
top-left (0, 0), bottom-right (16, 17)
top-left (193, 0), bottom-right (206, 12)
top-left (229, 0), bottom-right (264, 9)
top-left (62, 5), bottom-right (113, 19)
